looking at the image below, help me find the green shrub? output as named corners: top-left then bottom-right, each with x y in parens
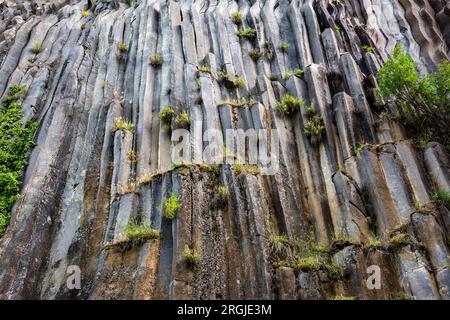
top-left (378, 45), bottom-right (450, 147)
top-left (233, 164), bottom-right (261, 175)
top-left (230, 11), bottom-right (242, 25)
top-left (123, 220), bottom-right (160, 241)
top-left (275, 94), bottom-right (303, 114)
top-left (234, 77), bottom-right (246, 88)
top-left (282, 68), bottom-right (304, 80)
top-left (174, 112), bottom-right (191, 128)
top-left (263, 40), bottom-right (274, 60)
top-left (184, 245), bottom-right (201, 265)
top-left (217, 185), bottom-right (230, 204)
top-left (198, 65), bottom-right (211, 73)
top-left (362, 45), bottom-right (374, 53)
top-left (0, 85), bottom-right (38, 237)
top-left (82, 10), bottom-right (90, 18)
top-left (150, 54), bottom-right (162, 67)
top-left (237, 28), bottom-right (256, 41)
top-left (433, 191), bottom-right (450, 210)
top-left (118, 42), bottom-right (128, 52)
top-left (164, 192), bottom-right (180, 219)
top-left (31, 42), bottom-right (42, 54)
top-left (304, 114), bottom-right (325, 142)
top-left (114, 117), bottom-right (134, 132)
top-left (279, 41), bottom-right (289, 52)
top-left (389, 233), bottom-right (411, 247)
top-left (217, 71), bottom-right (230, 81)
top-left (158, 106), bottom-right (175, 123)
top-left (248, 49), bottom-right (261, 61)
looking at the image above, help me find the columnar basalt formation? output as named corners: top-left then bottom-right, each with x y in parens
top-left (0, 0), bottom-right (449, 300)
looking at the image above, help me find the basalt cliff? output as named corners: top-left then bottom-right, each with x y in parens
top-left (0, 0), bottom-right (449, 300)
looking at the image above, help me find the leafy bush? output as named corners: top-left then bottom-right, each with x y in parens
top-left (279, 41), bottom-right (289, 52)
top-left (378, 45), bottom-right (450, 147)
top-left (198, 65), bottom-right (211, 73)
top-left (263, 40), bottom-right (274, 60)
top-left (237, 28), bottom-right (256, 41)
top-left (118, 43), bottom-right (128, 52)
top-left (0, 85), bottom-right (38, 237)
top-left (184, 245), bottom-right (201, 265)
top-left (164, 193), bottom-right (180, 219)
top-left (31, 42), bottom-right (42, 54)
top-left (275, 94), bottom-right (303, 114)
top-left (304, 114), bottom-right (325, 143)
top-left (158, 106), bottom-right (175, 123)
top-left (123, 220), bottom-right (160, 241)
top-left (114, 117), bottom-right (134, 132)
top-left (230, 11), bottom-right (242, 25)
top-left (362, 45), bottom-right (374, 53)
top-left (282, 68), bottom-right (304, 80)
top-left (234, 77), bottom-right (246, 88)
top-left (150, 54), bottom-right (162, 67)
top-left (389, 233), bottom-right (411, 247)
top-left (233, 164), bottom-right (261, 175)
top-left (217, 185), bottom-right (230, 201)
top-left (174, 112), bottom-right (191, 128)
top-left (248, 49), bottom-right (261, 61)
top-left (433, 191), bottom-right (450, 210)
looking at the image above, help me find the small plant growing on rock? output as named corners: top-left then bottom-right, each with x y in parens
top-left (164, 192), bottom-right (180, 220)
top-left (127, 150), bottom-right (137, 163)
top-left (304, 114), bottom-right (325, 143)
top-left (279, 41), bottom-right (289, 52)
top-left (217, 185), bottom-right (230, 206)
top-left (82, 10), bottom-right (90, 18)
top-left (114, 117), bottom-right (134, 132)
top-left (217, 70), bottom-right (230, 81)
top-left (198, 65), bottom-right (211, 74)
top-left (263, 40), bottom-right (274, 60)
top-left (275, 93), bottom-right (303, 115)
top-left (158, 106), bottom-right (175, 123)
top-left (184, 245), bottom-right (201, 265)
top-left (282, 68), bottom-right (304, 80)
top-left (234, 77), bottom-right (246, 88)
top-left (195, 77), bottom-right (201, 90)
top-left (230, 11), bottom-right (242, 25)
top-left (31, 42), bottom-right (42, 54)
top-left (118, 42), bottom-right (128, 52)
top-left (433, 191), bottom-right (450, 210)
top-left (335, 25), bottom-right (341, 33)
top-left (362, 236), bottom-right (383, 250)
top-left (389, 232), bottom-right (411, 247)
top-left (149, 54), bottom-right (162, 67)
top-left (237, 27), bottom-right (256, 41)
top-left (105, 219), bottom-right (160, 252)
top-left (233, 164), bottom-right (261, 175)
top-left (362, 45), bottom-right (374, 53)
top-left (248, 49), bottom-right (261, 61)
top-left (123, 220), bottom-right (160, 241)
top-left (174, 112), bottom-right (191, 129)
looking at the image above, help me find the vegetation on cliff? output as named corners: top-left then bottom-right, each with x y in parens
top-left (0, 85), bottom-right (38, 237)
top-left (378, 45), bottom-right (450, 148)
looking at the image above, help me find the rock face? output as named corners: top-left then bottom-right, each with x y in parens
top-left (0, 0), bottom-right (449, 300)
